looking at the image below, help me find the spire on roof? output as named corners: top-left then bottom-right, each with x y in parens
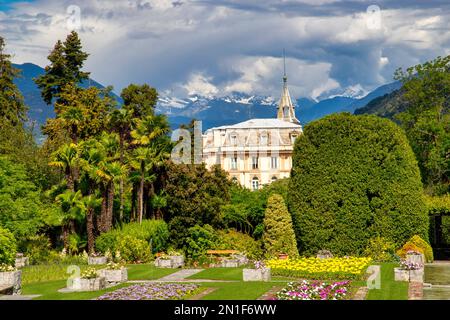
top-left (277, 50), bottom-right (300, 124)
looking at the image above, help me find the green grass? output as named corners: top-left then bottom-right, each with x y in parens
top-left (366, 262), bottom-right (408, 300)
top-left (187, 267), bottom-right (243, 281)
top-left (197, 282), bottom-right (284, 300)
top-left (21, 264), bottom-right (178, 285)
top-left (126, 264), bottom-right (179, 280)
top-left (21, 264), bottom-right (103, 285)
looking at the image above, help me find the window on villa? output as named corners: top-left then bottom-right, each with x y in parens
top-left (252, 177), bottom-right (259, 191)
top-left (252, 156), bottom-right (259, 170)
top-left (290, 134), bottom-right (298, 144)
top-left (231, 177), bottom-right (238, 184)
top-left (230, 157), bottom-right (238, 170)
top-left (260, 134), bottom-right (268, 145)
top-left (271, 157), bottom-right (278, 169)
top-left (271, 176), bottom-right (278, 182)
top-left (230, 134), bottom-right (237, 145)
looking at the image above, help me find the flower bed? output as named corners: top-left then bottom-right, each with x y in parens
top-left (266, 257), bottom-right (372, 280)
top-left (274, 280), bottom-right (351, 300)
top-left (96, 283), bottom-right (200, 300)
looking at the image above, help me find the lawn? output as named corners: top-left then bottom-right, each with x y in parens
top-left (187, 267), bottom-right (243, 281)
top-left (197, 282), bottom-right (284, 300)
top-left (366, 262), bottom-right (408, 300)
top-left (126, 264), bottom-right (179, 280)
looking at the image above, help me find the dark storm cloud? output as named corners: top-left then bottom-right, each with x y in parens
top-left (1, 0), bottom-right (450, 99)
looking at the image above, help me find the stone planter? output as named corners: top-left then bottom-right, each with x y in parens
top-left (220, 258), bottom-right (239, 268)
top-left (88, 256), bottom-right (107, 265)
top-left (0, 270), bottom-right (21, 295)
top-left (406, 253), bottom-right (425, 265)
top-left (278, 254), bottom-right (289, 260)
top-left (15, 254), bottom-right (29, 268)
top-left (155, 256), bottom-right (185, 268)
top-left (232, 254), bottom-right (248, 266)
top-left (243, 268), bottom-right (271, 282)
top-left (394, 268), bottom-right (424, 282)
top-left (69, 277), bottom-right (106, 291)
top-left (170, 255), bottom-right (185, 268)
top-left (99, 268), bottom-right (128, 283)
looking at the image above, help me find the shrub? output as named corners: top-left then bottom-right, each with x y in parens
top-left (262, 194), bottom-right (298, 258)
top-left (397, 235), bottom-right (434, 263)
top-left (184, 224), bottom-right (218, 262)
top-left (216, 229), bottom-right (263, 259)
top-left (121, 219), bottom-right (169, 253)
top-left (0, 226), bottom-right (16, 265)
top-left (20, 234), bottom-right (52, 265)
top-left (396, 242), bottom-right (424, 258)
top-left (288, 113), bottom-right (429, 256)
top-left (116, 235), bottom-right (151, 263)
top-left (95, 219), bottom-right (169, 254)
top-left (364, 237), bottom-right (395, 262)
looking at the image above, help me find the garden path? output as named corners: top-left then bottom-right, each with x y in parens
top-left (423, 261), bottom-right (450, 300)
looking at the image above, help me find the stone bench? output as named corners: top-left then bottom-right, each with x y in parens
top-left (0, 270), bottom-right (21, 295)
top-left (206, 250), bottom-right (248, 268)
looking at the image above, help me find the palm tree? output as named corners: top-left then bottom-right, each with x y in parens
top-left (110, 108), bottom-right (133, 221)
top-left (82, 194), bottom-right (102, 254)
top-left (130, 115), bottom-right (170, 223)
top-left (49, 143), bottom-right (78, 191)
top-left (60, 106), bottom-right (83, 144)
top-left (55, 190), bottom-right (85, 249)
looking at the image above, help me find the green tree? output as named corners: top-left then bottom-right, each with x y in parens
top-left (262, 194), bottom-right (298, 258)
top-left (288, 113), bottom-right (429, 256)
top-left (0, 157), bottom-right (58, 240)
top-left (394, 55), bottom-right (450, 195)
top-left (49, 143), bottom-right (79, 191)
top-left (0, 36), bottom-right (27, 126)
top-left (55, 190), bottom-right (85, 249)
top-left (81, 194), bottom-right (102, 254)
top-left (35, 31), bottom-right (89, 105)
top-left (130, 114), bottom-right (171, 223)
top-left (164, 163), bottom-right (231, 248)
top-left (120, 84), bottom-right (158, 119)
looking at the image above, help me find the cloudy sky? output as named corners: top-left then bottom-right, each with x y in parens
top-left (1, 0), bottom-right (450, 100)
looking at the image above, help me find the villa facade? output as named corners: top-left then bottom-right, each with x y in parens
top-left (202, 73), bottom-right (303, 190)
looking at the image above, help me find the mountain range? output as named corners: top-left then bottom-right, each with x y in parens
top-left (13, 62), bottom-right (402, 132)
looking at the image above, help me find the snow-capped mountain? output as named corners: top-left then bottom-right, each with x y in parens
top-left (12, 62), bottom-right (402, 133)
top-left (156, 81), bottom-right (401, 130)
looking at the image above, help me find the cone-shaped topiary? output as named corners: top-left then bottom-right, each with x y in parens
top-left (262, 194), bottom-right (299, 258)
top-left (288, 113), bottom-right (429, 256)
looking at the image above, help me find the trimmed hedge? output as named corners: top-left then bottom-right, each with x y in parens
top-left (0, 226), bottom-right (16, 265)
top-left (288, 113), bottom-right (429, 256)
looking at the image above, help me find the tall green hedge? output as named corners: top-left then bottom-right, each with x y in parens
top-left (288, 113), bottom-right (429, 256)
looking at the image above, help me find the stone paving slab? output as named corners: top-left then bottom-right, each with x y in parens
top-left (0, 295), bottom-right (41, 300)
top-left (157, 269), bottom-right (204, 281)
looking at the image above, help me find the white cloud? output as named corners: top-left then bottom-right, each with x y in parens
top-left (1, 0), bottom-right (449, 100)
top-left (182, 72), bottom-right (218, 97)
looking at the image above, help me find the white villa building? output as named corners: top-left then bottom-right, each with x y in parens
top-left (202, 72), bottom-right (303, 190)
